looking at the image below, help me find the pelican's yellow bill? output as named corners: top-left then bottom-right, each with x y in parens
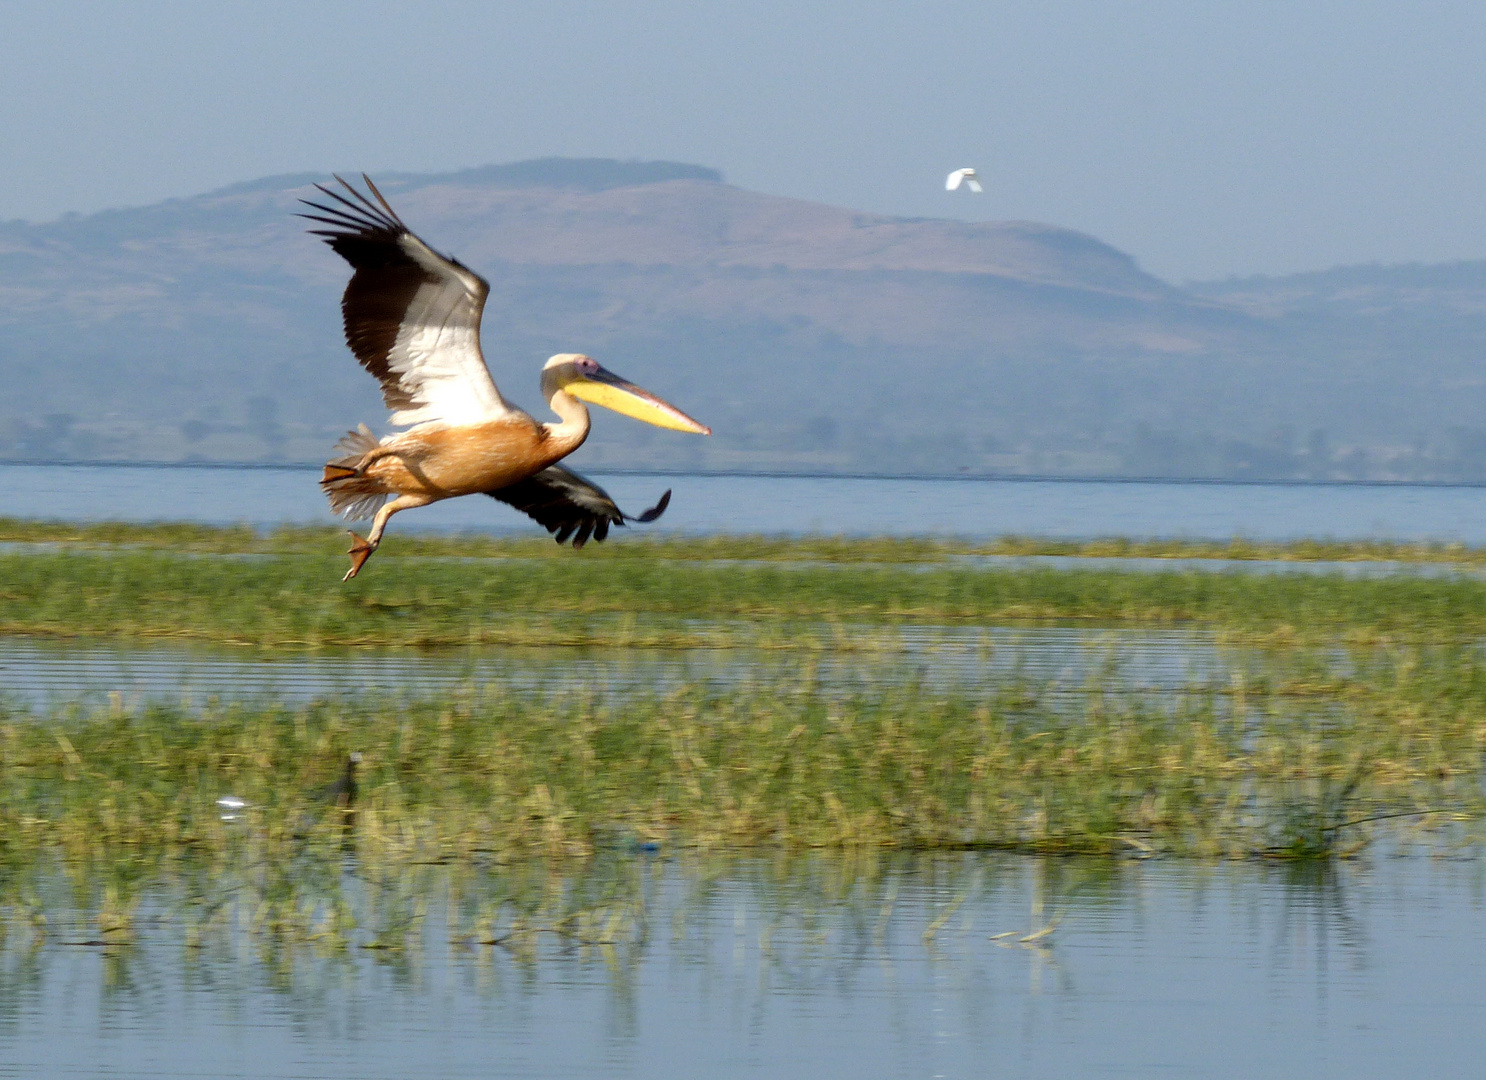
top-left (567, 378), bottom-right (711, 434)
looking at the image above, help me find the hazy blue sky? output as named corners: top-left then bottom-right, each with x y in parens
top-left (3, 0), bottom-right (1484, 281)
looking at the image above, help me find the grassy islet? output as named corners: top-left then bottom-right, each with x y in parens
top-left (3, 644), bottom-right (1482, 868)
top-left (6, 544), bottom-right (1486, 645)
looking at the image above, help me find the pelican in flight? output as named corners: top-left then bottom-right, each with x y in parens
top-left (300, 176), bottom-right (710, 580)
top-left (945, 168), bottom-right (983, 193)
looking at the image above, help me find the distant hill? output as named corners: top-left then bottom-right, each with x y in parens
top-left (3, 159), bottom-right (1485, 481)
top-left (1184, 263), bottom-right (1486, 480)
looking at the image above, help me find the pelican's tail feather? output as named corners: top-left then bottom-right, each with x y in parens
top-left (321, 424), bottom-right (390, 521)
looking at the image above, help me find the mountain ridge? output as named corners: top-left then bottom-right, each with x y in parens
top-left (3, 159), bottom-right (1483, 481)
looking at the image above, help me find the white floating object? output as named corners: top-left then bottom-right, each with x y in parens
top-left (946, 168), bottom-right (983, 193)
top-left (216, 795), bottom-right (248, 821)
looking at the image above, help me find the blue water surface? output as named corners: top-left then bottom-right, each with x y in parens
top-left (5, 463), bottom-right (1486, 541)
top-left (1, 855), bottom-right (1482, 1080)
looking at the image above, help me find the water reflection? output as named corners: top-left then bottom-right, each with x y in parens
top-left (3, 853), bottom-right (1484, 1079)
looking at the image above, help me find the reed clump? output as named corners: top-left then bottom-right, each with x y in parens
top-left (2, 656), bottom-right (1482, 867)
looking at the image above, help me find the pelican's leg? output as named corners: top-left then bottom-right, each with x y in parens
top-left (344, 493), bottom-right (433, 581)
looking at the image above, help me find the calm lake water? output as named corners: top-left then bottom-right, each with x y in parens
top-left (3, 854), bottom-right (1483, 1080)
top-left (7, 462), bottom-right (1486, 541)
top-left (0, 627), bottom-right (1266, 710)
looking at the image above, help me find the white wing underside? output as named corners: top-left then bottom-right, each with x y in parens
top-left (385, 233), bottom-right (511, 427)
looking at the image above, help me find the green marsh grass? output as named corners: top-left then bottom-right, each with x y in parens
top-left (3, 650), bottom-right (1482, 867)
top-left (3, 648), bottom-right (1483, 945)
top-left (8, 546), bottom-right (1486, 645)
top-left (5, 516), bottom-right (1486, 565)
top-left (4, 520), bottom-right (1486, 944)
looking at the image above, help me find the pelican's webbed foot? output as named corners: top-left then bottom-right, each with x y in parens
top-left (344, 531), bottom-right (377, 581)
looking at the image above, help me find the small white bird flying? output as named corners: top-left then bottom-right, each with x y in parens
top-left (946, 168), bottom-right (983, 193)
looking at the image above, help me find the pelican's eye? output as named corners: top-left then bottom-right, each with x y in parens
top-left (575, 356), bottom-right (600, 375)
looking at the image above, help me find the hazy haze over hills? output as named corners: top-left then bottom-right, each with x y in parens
top-left (3, 159), bottom-right (1485, 481)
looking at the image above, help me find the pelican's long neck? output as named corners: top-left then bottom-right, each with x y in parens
top-left (539, 368), bottom-right (591, 459)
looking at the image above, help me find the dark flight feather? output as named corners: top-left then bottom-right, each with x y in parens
top-left (486, 464), bottom-right (671, 548)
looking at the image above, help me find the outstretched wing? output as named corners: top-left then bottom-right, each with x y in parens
top-left (486, 464), bottom-right (671, 548)
top-left (300, 174), bottom-right (510, 427)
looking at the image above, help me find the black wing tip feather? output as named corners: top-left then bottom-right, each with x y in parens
top-left (295, 174), bottom-right (406, 243)
top-left (298, 175), bottom-right (484, 286)
top-left (357, 174), bottom-right (407, 227)
top-left (485, 468), bottom-right (673, 550)
top-left (331, 173), bottom-right (404, 230)
top-left (633, 489), bottom-right (671, 524)
top-left (545, 486), bottom-right (670, 548)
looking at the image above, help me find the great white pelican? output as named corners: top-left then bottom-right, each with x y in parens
top-left (300, 175), bottom-right (710, 580)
